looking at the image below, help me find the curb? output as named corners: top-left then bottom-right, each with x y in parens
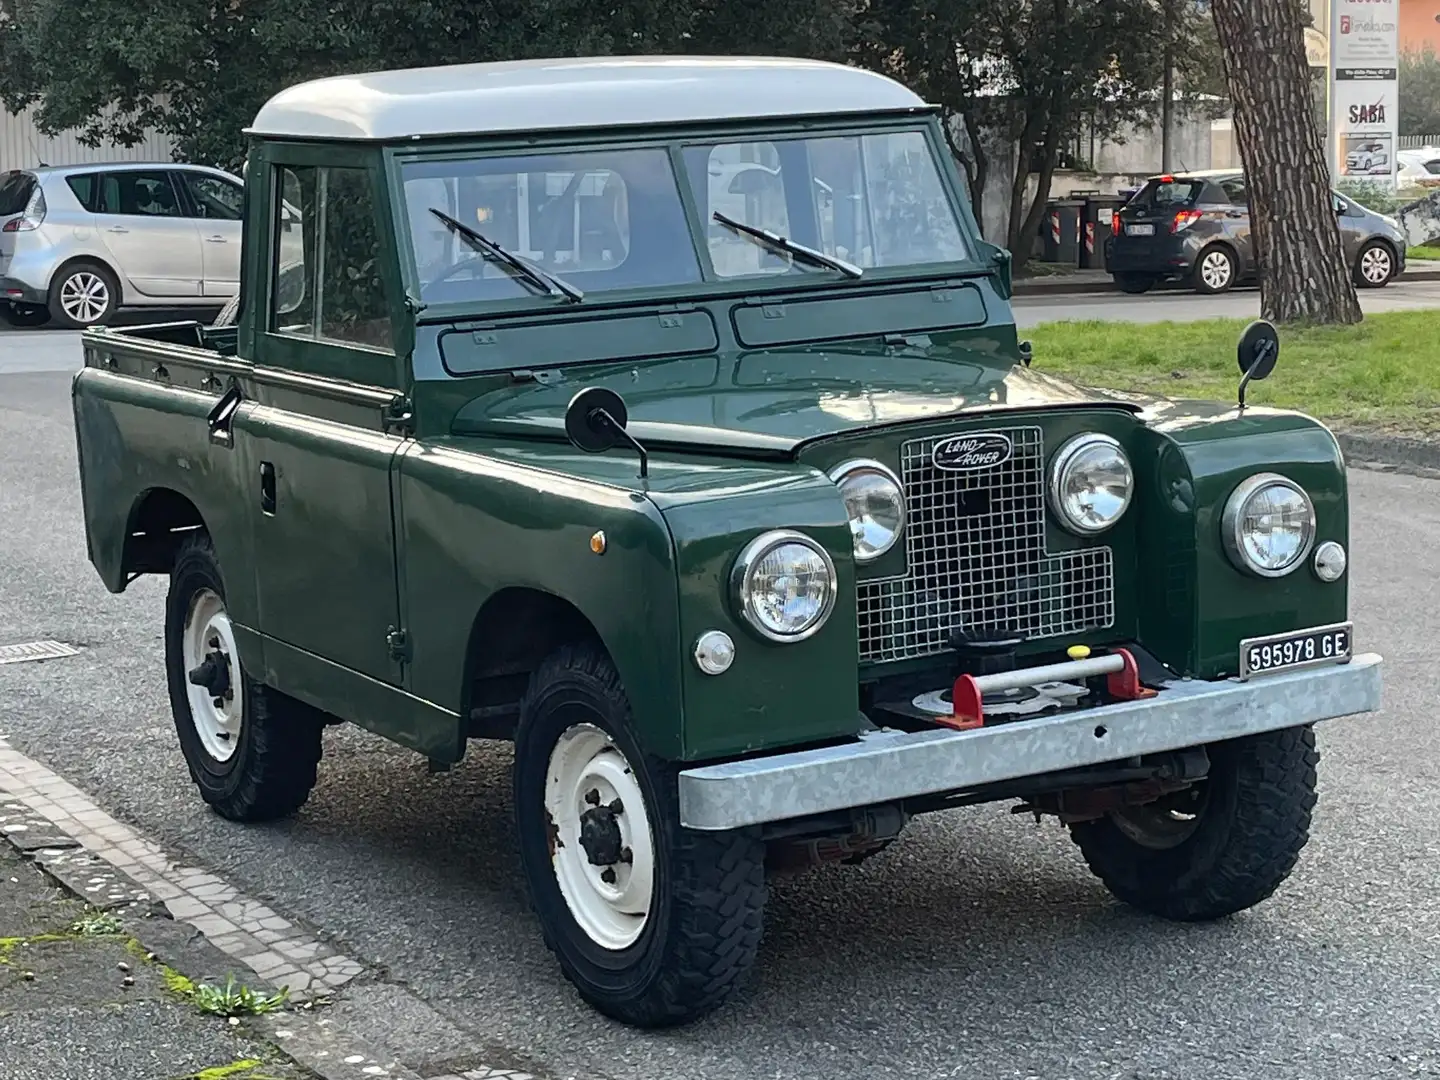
top-left (0, 737), bottom-right (548, 1080)
top-left (1011, 266), bottom-right (1440, 298)
top-left (1337, 431), bottom-right (1440, 480)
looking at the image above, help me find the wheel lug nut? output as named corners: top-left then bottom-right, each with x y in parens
top-left (608, 798), bottom-right (624, 815)
top-left (600, 867), bottom-right (617, 885)
top-left (620, 846), bottom-right (633, 864)
top-left (584, 789), bottom-right (600, 806)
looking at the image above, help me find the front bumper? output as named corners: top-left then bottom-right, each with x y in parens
top-left (677, 654), bottom-right (1382, 830)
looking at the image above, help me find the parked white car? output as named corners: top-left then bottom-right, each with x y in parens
top-left (1398, 147), bottom-right (1440, 186)
top-left (0, 162), bottom-right (244, 329)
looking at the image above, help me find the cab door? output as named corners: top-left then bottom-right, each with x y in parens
top-left (237, 148), bottom-right (411, 690)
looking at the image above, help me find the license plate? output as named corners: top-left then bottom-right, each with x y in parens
top-left (1238, 622), bottom-right (1352, 680)
top-left (1126, 223), bottom-right (1155, 236)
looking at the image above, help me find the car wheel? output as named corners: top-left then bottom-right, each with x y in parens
top-left (1113, 273), bottom-right (1157, 295)
top-left (514, 643), bottom-right (766, 1028)
top-left (47, 261), bottom-right (119, 329)
top-left (0, 302), bottom-right (51, 328)
top-left (165, 534), bottom-right (324, 822)
top-left (1070, 726), bottom-right (1318, 921)
top-left (1354, 241), bottom-right (1396, 288)
top-left (1193, 245), bottom-right (1237, 294)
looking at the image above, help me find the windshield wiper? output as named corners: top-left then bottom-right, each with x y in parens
top-left (711, 210), bottom-right (863, 279)
top-left (427, 208), bottom-right (583, 302)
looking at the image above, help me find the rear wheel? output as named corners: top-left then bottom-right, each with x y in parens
top-left (48, 261), bottom-right (119, 329)
top-left (1070, 726), bottom-right (1318, 921)
top-left (1193, 245), bottom-right (1237, 294)
top-left (1354, 241), bottom-right (1396, 288)
top-left (1113, 273), bottom-right (1157, 295)
top-left (514, 643), bottom-right (766, 1027)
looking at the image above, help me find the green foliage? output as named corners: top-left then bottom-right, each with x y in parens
top-left (1400, 46), bottom-right (1440, 137)
top-left (67, 911), bottom-right (123, 937)
top-left (190, 975), bottom-right (290, 1018)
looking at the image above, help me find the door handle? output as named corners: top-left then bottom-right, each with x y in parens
top-left (259, 462), bottom-right (277, 515)
top-left (204, 235), bottom-right (227, 243)
top-left (107, 226), bottom-right (129, 234)
top-left (205, 384), bottom-right (242, 447)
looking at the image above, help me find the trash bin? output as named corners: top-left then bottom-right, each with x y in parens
top-left (1080, 195), bottom-right (1123, 270)
top-left (1040, 199), bottom-right (1085, 265)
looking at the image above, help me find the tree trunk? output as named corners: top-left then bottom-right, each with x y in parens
top-left (1006, 107), bottom-right (1046, 257)
top-left (941, 107), bottom-right (988, 229)
top-left (1014, 99), bottom-right (1065, 271)
top-left (1209, 0), bottom-right (1361, 324)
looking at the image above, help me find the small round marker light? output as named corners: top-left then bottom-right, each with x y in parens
top-left (590, 530), bottom-right (607, 555)
top-left (1313, 540), bottom-right (1347, 582)
top-left (693, 630), bottom-right (736, 676)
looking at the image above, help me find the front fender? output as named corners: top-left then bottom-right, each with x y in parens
top-left (1134, 402), bottom-right (1348, 678)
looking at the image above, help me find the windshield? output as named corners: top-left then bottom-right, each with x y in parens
top-left (681, 131), bottom-right (966, 277)
top-left (401, 148), bottom-right (701, 306)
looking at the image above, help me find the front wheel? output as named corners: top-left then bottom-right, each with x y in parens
top-left (1113, 272), bottom-right (1157, 295)
top-left (165, 535), bottom-right (324, 822)
top-left (1354, 241), bottom-right (1396, 288)
top-left (1070, 726), bottom-right (1318, 921)
top-left (514, 644), bottom-right (766, 1027)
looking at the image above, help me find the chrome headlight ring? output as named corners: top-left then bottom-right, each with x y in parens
top-left (729, 529), bottom-right (838, 643)
top-left (1048, 433), bottom-right (1134, 535)
top-left (1221, 472), bottom-right (1317, 578)
top-left (828, 458), bottom-right (906, 563)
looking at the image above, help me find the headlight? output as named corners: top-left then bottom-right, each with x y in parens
top-left (1222, 473), bottom-right (1316, 577)
top-left (828, 459), bottom-right (905, 562)
top-left (730, 530), bottom-right (837, 642)
top-left (1048, 434), bottom-right (1133, 535)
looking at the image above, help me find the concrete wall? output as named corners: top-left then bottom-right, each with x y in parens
top-left (0, 105), bottom-right (174, 172)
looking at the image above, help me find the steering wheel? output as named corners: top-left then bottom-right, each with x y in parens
top-left (428, 254), bottom-right (491, 286)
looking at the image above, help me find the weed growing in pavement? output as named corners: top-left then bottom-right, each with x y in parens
top-left (191, 975), bottom-right (290, 1018)
top-left (68, 911), bottom-right (123, 936)
top-left (186, 1058), bottom-right (286, 1080)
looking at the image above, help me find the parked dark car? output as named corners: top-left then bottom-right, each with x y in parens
top-left (1106, 169), bottom-right (1407, 295)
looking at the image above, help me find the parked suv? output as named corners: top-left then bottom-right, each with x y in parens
top-left (1107, 169), bottom-right (1406, 295)
top-left (0, 162), bottom-right (244, 329)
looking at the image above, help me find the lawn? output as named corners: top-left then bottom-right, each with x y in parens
top-left (1025, 310), bottom-right (1440, 435)
top-left (1408, 245), bottom-right (1440, 262)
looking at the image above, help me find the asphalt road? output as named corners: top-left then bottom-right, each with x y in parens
top-left (1, 361), bottom-right (1438, 1078)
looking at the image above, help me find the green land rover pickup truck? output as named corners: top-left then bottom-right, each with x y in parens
top-left (72, 56), bottom-right (1382, 1027)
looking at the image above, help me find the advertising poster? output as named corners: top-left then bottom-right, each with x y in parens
top-left (1331, 0), bottom-right (1401, 182)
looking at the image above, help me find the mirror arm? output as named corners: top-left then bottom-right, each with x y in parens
top-left (592, 408), bottom-right (649, 479)
top-left (1237, 365), bottom-right (1256, 411)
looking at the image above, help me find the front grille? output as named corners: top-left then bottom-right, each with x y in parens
top-left (856, 426), bottom-right (1115, 664)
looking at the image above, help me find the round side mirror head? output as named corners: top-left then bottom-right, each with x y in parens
top-left (564, 386), bottom-right (629, 453)
top-left (1237, 319), bottom-right (1280, 381)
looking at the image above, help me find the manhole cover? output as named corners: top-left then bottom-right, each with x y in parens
top-left (0, 640), bottom-right (81, 665)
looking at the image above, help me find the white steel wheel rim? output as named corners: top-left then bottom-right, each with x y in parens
top-left (60, 272), bottom-right (110, 324)
top-left (1361, 247), bottom-right (1391, 283)
top-left (182, 588), bottom-right (243, 763)
top-left (544, 723), bottom-right (656, 951)
top-left (1200, 251), bottom-right (1232, 290)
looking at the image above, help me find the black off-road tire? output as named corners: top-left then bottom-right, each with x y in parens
top-left (514, 643), bottom-right (766, 1028)
top-left (165, 534), bottom-right (324, 822)
top-left (1070, 726), bottom-right (1319, 922)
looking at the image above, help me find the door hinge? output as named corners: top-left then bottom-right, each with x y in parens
top-left (386, 626), bottom-right (412, 664)
top-left (382, 396), bottom-right (414, 436)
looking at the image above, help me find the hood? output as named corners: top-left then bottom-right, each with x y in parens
top-left (450, 344), bottom-right (1139, 456)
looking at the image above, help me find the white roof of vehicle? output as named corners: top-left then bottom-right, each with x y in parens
top-left (247, 56), bottom-right (930, 142)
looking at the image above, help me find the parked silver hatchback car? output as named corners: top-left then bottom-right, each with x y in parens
top-left (0, 162), bottom-right (244, 329)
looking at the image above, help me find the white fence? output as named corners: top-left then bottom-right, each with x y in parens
top-left (1, 104), bottom-right (175, 172)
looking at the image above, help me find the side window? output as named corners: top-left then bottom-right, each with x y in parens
top-left (268, 164), bottom-right (392, 352)
top-left (94, 171), bottom-right (184, 217)
top-left (1219, 177), bottom-right (1249, 207)
top-left (66, 173), bottom-right (99, 211)
top-left (180, 173), bottom-right (243, 220)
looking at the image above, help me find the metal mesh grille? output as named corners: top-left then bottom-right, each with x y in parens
top-left (856, 427), bottom-right (1114, 664)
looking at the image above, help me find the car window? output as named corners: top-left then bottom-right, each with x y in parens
top-left (95, 171), bottom-right (185, 217)
top-left (65, 174), bottom-right (99, 211)
top-left (269, 164), bottom-right (393, 353)
top-left (1135, 178), bottom-right (1205, 207)
top-left (0, 171), bottom-right (36, 216)
top-left (400, 147), bottom-right (700, 304)
top-left (1219, 177), bottom-right (1248, 207)
top-left (681, 130), bottom-right (968, 278)
top-left (180, 173), bottom-right (243, 220)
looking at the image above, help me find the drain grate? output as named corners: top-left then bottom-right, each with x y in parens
top-left (0, 640), bottom-right (82, 665)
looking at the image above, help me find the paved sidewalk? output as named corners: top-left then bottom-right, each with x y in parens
top-left (0, 840), bottom-right (312, 1080)
top-left (1010, 258), bottom-right (1440, 296)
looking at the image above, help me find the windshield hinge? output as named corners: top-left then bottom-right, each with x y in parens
top-left (382, 396), bottom-right (414, 436)
top-left (386, 625), bottom-right (412, 664)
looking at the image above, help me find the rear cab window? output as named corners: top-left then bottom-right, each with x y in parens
top-left (1131, 177), bottom-right (1228, 208)
top-left (0, 171), bottom-right (37, 217)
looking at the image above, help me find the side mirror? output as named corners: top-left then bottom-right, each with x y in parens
top-left (1236, 319), bottom-right (1279, 409)
top-left (564, 386), bottom-right (649, 478)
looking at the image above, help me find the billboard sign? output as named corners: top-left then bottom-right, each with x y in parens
top-left (1332, 0), bottom-right (1401, 182)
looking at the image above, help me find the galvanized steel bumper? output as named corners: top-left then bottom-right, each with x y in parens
top-left (677, 653), bottom-right (1383, 830)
